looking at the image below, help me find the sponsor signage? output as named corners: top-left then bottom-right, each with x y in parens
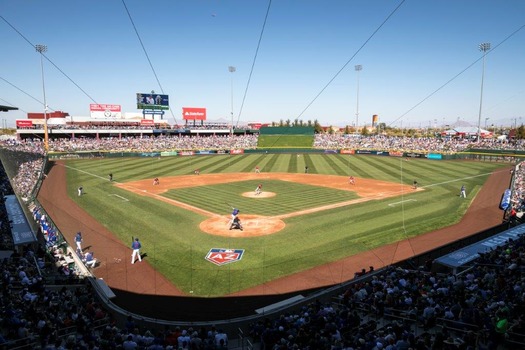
top-left (140, 119), bottom-right (154, 125)
top-left (182, 107), bottom-right (206, 121)
top-left (90, 104), bottom-right (122, 118)
top-left (324, 150), bottom-right (338, 154)
top-left (139, 152), bottom-right (161, 157)
top-left (16, 120), bottom-right (33, 127)
top-left (427, 153), bottom-right (442, 160)
top-left (340, 149), bottom-right (355, 154)
top-left (390, 151), bottom-right (404, 157)
top-left (90, 104), bottom-right (121, 112)
top-left (137, 93), bottom-right (170, 110)
top-left (206, 248), bottom-right (245, 266)
top-left (230, 149), bottom-right (245, 155)
top-left (405, 152), bottom-right (427, 159)
top-left (160, 151), bottom-right (178, 157)
top-left (179, 151), bottom-right (195, 156)
top-left (500, 189), bottom-right (511, 210)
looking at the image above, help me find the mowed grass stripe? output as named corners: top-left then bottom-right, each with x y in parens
top-left (163, 180), bottom-right (360, 216)
top-left (316, 154), bottom-right (347, 175)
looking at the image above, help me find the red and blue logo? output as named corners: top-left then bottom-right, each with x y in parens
top-left (206, 248), bottom-right (244, 266)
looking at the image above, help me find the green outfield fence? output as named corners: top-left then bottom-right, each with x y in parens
top-left (258, 126), bottom-right (315, 135)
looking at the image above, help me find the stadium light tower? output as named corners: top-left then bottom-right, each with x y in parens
top-left (354, 65), bottom-right (362, 134)
top-left (477, 42), bottom-right (490, 142)
top-left (228, 66), bottom-right (236, 137)
top-left (35, 44), bottom-right (49, 152)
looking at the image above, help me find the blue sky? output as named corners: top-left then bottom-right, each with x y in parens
top-left (1, 0), bottom-right (524, 128)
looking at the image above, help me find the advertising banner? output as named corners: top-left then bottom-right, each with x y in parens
top-left (16, 120), bottom-right (33, 127)
top-left (340, 149), bottom-right (355, 154)
top-left (182, 107), bottom-right (206, 121)
top-left (140, 119), bottom-right (154, 125)
top-left (405, 152), bottom-right (427, 159)
top-left (427, 153), bottom-right (443, 160)
top-left (230, 149), bottom-right (245, 155)
top-left (90, 104), bottom-right (122, 118)
top-left (137, 93), bottom-right (169, 110)
top-left (179, 151), bottom-right (195, 156)
top-left (500, 189), bottom-right (511, 210)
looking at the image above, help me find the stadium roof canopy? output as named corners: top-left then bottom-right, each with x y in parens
top-left (0, 105), bottom-right (18, 112)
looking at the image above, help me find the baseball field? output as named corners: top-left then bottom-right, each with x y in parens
top-left (40, 153), bottom-right (509, 297)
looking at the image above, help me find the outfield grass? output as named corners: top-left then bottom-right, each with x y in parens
top-left (63, 154), bottom-right (508, 296)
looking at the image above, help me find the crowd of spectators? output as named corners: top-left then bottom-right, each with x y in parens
top-left (313, 134), bottom-right (525, 153)
top-left (16, 122), bottom-right (245, 131)
top-left (4, 133), bottom-right (525, 157)
top-left (1, 134), bottom-right (259, 154)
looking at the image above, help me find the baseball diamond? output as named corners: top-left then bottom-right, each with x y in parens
top-left (37, 153), bottom-right (511, 303)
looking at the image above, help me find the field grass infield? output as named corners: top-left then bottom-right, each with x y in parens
top-left (62, 154), bottom-right (507, 296)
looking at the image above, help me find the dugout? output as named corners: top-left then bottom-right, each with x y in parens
top-left (433, 223), bottom-right (525, 274)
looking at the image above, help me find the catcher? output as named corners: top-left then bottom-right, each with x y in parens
top-left (229, 216), bottom-right (243, 231)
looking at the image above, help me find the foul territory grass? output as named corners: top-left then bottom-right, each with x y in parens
top-left (63, 154), bottom-right (508, 296)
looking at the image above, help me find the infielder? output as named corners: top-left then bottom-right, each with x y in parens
top-left (255, 184), bottom-right (262, 195)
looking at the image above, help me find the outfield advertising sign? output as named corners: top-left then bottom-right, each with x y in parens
top-left (182, 107), bottom-right (206, 120)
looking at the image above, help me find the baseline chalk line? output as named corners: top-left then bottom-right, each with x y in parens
top-left (109, 194), bottom-right (129, 202)
top-left (388, 199), bottom-right (417, 207)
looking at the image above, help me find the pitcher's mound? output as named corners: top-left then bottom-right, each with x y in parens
top-left (242, 191), bottom-right (276, 198)
top-left (200, 215), bottom-right (285, 237)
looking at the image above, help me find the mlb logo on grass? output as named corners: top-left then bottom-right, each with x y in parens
top-left (206, 248), bottom-right (244, 266)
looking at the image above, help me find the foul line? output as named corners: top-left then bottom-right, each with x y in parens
top-left (109, 194), bottom-right (129, 202)
top-left (64, 164), bottom-right (110, 181)
top-left (389, 199), bottom-right (417, 207)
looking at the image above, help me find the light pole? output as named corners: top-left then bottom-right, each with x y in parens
top-left (228, 66), bottom-right (236, 138)
top-left (354, 65), bottom-right (362, 134)
top-left (35, 44), bottom-right (49, 152)
top-left (477, 42), bottom-right (490, 142)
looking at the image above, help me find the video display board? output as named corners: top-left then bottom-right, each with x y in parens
top-left (137, 93), bottom-right (169, 110)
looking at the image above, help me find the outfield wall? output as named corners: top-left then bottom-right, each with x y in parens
top-left (45, 148), bottom-right (523, 162)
